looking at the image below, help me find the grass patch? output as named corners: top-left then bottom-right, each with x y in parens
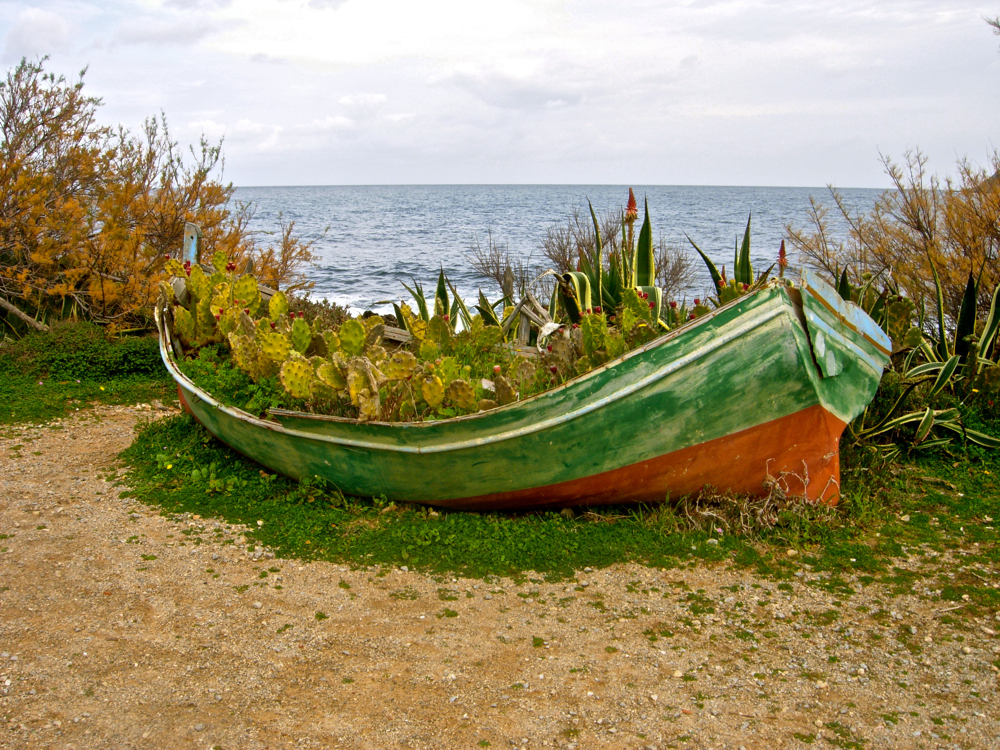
top-left (115, 412), bottom-right (1000, 580)
top-left (0, 322), bottom-right (174, 425)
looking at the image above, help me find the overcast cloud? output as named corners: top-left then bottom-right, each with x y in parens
top-left (0, 0), bottom-right (996, 186)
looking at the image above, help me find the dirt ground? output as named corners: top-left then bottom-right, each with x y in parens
top-left (2, 407), bottom-right (1000, 750)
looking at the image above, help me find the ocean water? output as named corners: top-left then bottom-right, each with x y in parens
top-left (233, 185), bottom-right (881, 312)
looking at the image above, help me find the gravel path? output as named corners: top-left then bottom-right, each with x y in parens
top-left (1, 408), bottom-right (999, 749)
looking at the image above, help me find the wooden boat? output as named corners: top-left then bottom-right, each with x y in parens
top-left (156, 270), bottom-right (890, 510)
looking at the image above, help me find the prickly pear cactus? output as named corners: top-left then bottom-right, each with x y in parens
top-left (268, 290), bottom-right (289, 322)
top-left (291, 317), bottom-right (312, 354)
top-left (172, 306), bottom-right (196, 345)
top-left (419, 339), bottom-right (440, 362)
top-left (280, 357), bottom-right (314, 399)
top-left (446, 378), bottom-right (477, 411)
top-left (358, 388), bottom-right (381, 422)
top-left (421, 374), bottom-right (445, 408)
top-left (437, 356), bottom-right (461, 386)
top-left (427, 315), bottom-right (451, 349)
top-left (478, 398), bottom-right (498, 412)
top-left (581, 313), bottom-right (606, 356)
top-left (316, 362), bottom-right (347, 390)
top-left (475, 325), bottom-right (502, 350)
top-left (383, 351), bottom-right (418, 380)
top-left (339, 319), bottom-right (366, 357)
top-left (187, 265), bottom-right (211, 301)
top-left (510, 357), bottom-right (536, 390)
top-left (885, 297), bottom-right (922, 352)
top-left (494, 374), bottom-right (516, 406)
top-left (261, 331), bottom-right (292, 362)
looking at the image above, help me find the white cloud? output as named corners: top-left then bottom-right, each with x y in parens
top-left (3, 7), bottom-right (73, 62)
top-left (111, 15), bottom-right (222, 47)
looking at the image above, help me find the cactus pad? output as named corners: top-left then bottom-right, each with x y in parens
top-left (421, 375), bottom-right (445, 408)
top-left (510, 357), bottom-right (536, 390)
top-left (268, 290), bottom-right (289, 321)
top-left (187, 265), bottom-right (211, 301)
top-left (170, 306), bottom-right (195, 345)
top-left (261, 332), bottom-right (292, 362)
top-left (211, 250), bottom-right (229, 274)
top-left (164, 258), bottom-right (186, 277)
top-left (316, 362), bottom-right (347, 390)
top-left (419, 339), bottom-right (440, 361)
top-left (358, 388), bottom-right (381, 421)
top-left (446, 378), bottom-right (477, 411)
top-left (233, 274), bottom-right (257, 304)
top-left (494, 374), bottom-right (516, 406)
top-left (581, 313), bottom-right (606, 356)
top-left (339, 319), bottom-right (366, 356)
top-left (427, 316), bottom-right (451, 348)
top-left (478, 398), bottom-right (498, 412)
top-left (280, 357), bottom-right (314, 399)
top-left (291, 317), bottom-right (312, 354)
top-left (384, 351), bottom-right (418, 380)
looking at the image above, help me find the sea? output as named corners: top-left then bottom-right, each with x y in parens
top-left (232, 185), bottom-right (881, 313)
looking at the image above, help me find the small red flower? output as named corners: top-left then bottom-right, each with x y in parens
top-left (649, 301), bottom-right (655, 309)
top-left (586, 308), bottom-right (592, 315)
top-left (289, 313), bottom-right (295, 320)
top-left (742, 283), bottom-right (749, 291)
top-left (689, 313), bottom-right (696, 320)
top-left (225, 262), bottom-right (236, 272)
top-left (493, 365), bottom-right (501, 374)
top-left (214, 314), bottom-right (221, 321)
top-left (270, 321), bottom-right (276, 329)
top-left (571, 323), bottom-right (579, 329)
top-left (550, 366), bottom-right (558, 374)
top-left (244, 308), bottom-right (250, 315)
top-left (594, 306), bottom-right (602, 314)
top-left (442, 314), bottom-right (450, 322)
top-left (547, 345), bottom-right (552, 352)
top-left (694, 298), bottom-right (700, 306)
top-left (625, 188), bottom-right (638, 222)
top-left (163, 254), bottom-right (171, 261)
top-left (298, 311), bottom-right (305, 318)
top-left (669, 301), bottom-right (677, 309)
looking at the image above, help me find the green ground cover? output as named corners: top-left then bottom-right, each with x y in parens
top-left (0, 323), bottom-right (175, 426)
top-left (116, 412), bottom-right (1000, 597)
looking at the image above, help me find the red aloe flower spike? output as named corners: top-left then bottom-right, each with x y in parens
top-left (778, 239), bottom-right (788, 279)
top-left (625, 188), bottom-right (638, 222)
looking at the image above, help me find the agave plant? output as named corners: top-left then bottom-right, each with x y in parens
top-left (687, 214), bottom-right (777, 307)
top-left (550, 189), bottom-right (664, 327)
top-left (846, 257), bottom-right (1000, 453)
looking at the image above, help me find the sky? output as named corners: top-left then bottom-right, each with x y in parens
top-left (1, 0), bottom-right (998, 187)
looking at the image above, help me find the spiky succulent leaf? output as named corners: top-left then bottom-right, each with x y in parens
top-left (558, 271), bottom-right (592, 323)
top-left (735, 214), bottom-right (753, 286)
top-left (685, 235), bottom-right (723, 295)
top-left (929, 355), bottom-right (960, 397)
top-left (954, 271), bottom-right (978, 361)
top-left (434, 269), bottom-right (450, 319)
top-left (635, 197), bottom-right (655, 287)
top-left (980, 284), bottom-right (1000, 360)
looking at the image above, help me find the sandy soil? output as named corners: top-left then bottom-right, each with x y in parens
top-left (1, 407), bottom-right (999, 750)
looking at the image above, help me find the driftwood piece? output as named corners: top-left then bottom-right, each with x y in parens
top-left (0, 296), bottom-right (48, 332)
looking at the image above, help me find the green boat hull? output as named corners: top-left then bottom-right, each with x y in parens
top-left (158, 272), bottom-right (890, 509)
